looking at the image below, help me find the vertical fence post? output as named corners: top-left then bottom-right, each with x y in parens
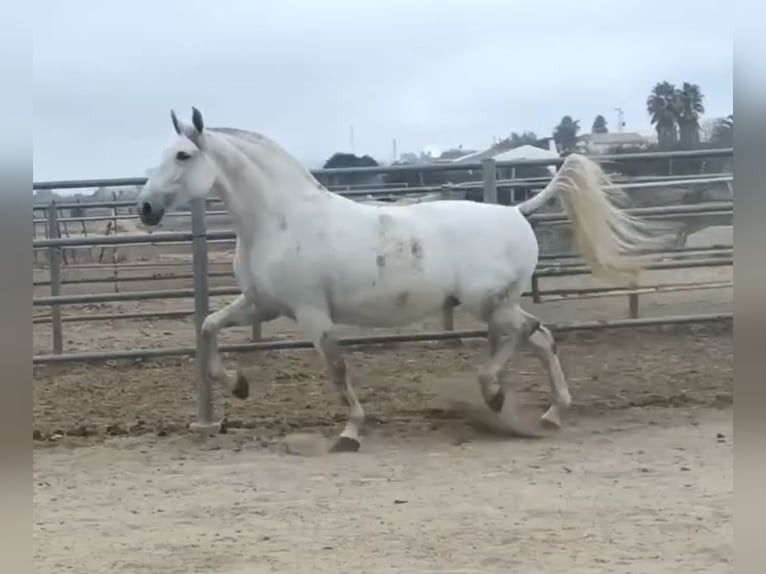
top-left (437, 183), bottom-right (457, 331)
top-left (628, 292), bottom-right (639, 318)
top-left (33, 209), bottom-right (39, 264)
top-left (482, 158), bottom-right (498, 204)
top-left (47, 202), bottom-right (63, 354)
top-left (480, 158), bottom-right (498, 343)
top-left (251, 320), bottom-right (262, 342)
top-left (189, 199), bottom-right (219, 434)
top-left (510, 166), bottom-right (518, 204)
top-left (441, 305), bottom-right (455, 331)
top-left (530, 220), bottom-right (542, 304)
top-left (531, 274), bottom-right (542, 304)
top-left (111, 190), bottom-right (120, 293)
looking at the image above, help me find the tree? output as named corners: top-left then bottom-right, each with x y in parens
top-left (592, 115), bottom-right (608, 134)
top-left (322, 152), bottom-right (379, 169)
top-left (646, 81), bottom-right (680, 148)
top-left (646, 81), bottom-right (707, 149)
top-left (321, 152), bottom-right (380, 187)
top-left (676, 82), bottom-right (705, 148)
top-left (711, 113), bottom-right (733, 147)
top-left (509, 131), bottom-right (539, 146)
top-left (553, 116), bottom-right (580, 153)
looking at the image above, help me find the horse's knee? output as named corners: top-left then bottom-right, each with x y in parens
top-left (201, 315), bottom-right (217, 337)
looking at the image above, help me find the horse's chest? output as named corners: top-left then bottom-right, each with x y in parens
top-left (233, 248), bottom-right (276, 297)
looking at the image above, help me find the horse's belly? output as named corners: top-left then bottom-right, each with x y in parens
top-left (330, 280), bottom-right (449, 327)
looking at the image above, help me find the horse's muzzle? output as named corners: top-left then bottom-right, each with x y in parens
top-left (138, 201), bottom-right (165, 226)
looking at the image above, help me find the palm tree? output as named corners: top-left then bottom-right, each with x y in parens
top-left (676, 82), bottom-right (705, 148)
top-left (646, 81), bottom-right (680, 148)
top-left (553, 115), bottom-right (580, 153)
top-left (711, 113), bottom-right (733, 147)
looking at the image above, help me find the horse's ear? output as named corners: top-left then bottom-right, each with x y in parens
top-left (170, 109), bottom-right (182, 135)
top-left (191, 107), bottom-right (204, 134)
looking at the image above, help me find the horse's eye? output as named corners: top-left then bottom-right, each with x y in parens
top-left (176, 151), bottom-right (192, 161)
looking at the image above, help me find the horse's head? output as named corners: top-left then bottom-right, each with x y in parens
top-left (137, 107), bottom-right (219, 226)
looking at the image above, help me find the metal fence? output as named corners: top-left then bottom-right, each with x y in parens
top-left (33, 147), bottom-right (734, 429)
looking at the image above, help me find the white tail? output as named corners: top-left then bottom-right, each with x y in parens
top-left (517, 153), bottom-right (679, 283)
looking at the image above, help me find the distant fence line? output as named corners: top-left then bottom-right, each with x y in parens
top-left (31, 173), bottom-right (734, 225)
top-left (32, 202), bottom-right (733, 250)
top-left (31, 148), bottom-right (733, 268)
top-left (32, 147), bottom-right (734, 431)
top-left (32, 146), bottom-right (733, 193)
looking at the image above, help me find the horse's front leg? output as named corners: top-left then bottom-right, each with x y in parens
top-left (201, 294), bottom-right (260, 399)
top-left (295, 306), bottom-right (365, 453)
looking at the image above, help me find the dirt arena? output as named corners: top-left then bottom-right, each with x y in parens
top-left (33, 228), bottom-right (733, 573)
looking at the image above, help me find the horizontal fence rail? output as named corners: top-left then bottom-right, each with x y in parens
top-left (32, 201), bottom-right (734, 249)
top-left (31, 173), bottom-right (733, 220)
top-left (32, 147), bottom-right (734, 430)
top-left (31, 245), bottom-right (734, 287)
top-left (32, 253), bottom-right (733, 308)
top-left (30, 243), bottom-right (734, 271)
top-left (32, 280), bottom-right (733, 325)
top-left (32, 312), bottom-right (732, 365)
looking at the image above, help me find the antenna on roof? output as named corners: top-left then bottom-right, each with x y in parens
top-left (613, 107), bottom-right (625, 132)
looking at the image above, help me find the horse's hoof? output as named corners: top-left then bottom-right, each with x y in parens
top-left (487, 390), bottom-right (505, 414)
top-left (232, 371), bottom-right (250, 400)
top-left (329, 436), bottom-right (361, 453)
top-left (540, 406), bottom-right (562, 430)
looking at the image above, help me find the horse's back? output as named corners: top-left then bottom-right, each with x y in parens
top-left (362, 199), bottom-right (540, 297)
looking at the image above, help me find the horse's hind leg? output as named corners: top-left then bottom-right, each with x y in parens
top-left (478, 304), bottom-right (572, 427)
top-left (477, 304), bottom-right (529, 415)
top-left (515, 307), bottom-right (572, 428)
top-left (295, 306), bottom-right (365, 453)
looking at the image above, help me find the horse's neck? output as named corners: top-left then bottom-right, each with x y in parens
top-left (206, 133), bottom-right (324, 241)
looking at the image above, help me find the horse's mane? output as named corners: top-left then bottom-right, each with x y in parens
top-left (208, 127), bottom-right (322, 189)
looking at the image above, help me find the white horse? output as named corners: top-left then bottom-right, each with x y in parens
top-left (138, 108), bottom-right (675, 452)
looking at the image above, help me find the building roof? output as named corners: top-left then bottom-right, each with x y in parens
top-left (491, 144), bottom-right (559, 162)
top-left (451, 143), bottom-right (559, 174)
top-left (578, 132), bottom-right (648, 145)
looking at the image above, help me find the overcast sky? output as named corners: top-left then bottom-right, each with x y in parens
top-left (33, 0), bottom-right (733, 182)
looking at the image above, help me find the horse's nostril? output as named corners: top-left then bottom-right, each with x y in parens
top-left (141, 202), bottom-right (152, 216)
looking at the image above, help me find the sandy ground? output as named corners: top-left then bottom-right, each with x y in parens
top-left (32, 226), bottom-right (733, 573)
top-left (33, 405), bottom-right (732, 574)
top-left (33, 320), bottom-right (733, 573)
